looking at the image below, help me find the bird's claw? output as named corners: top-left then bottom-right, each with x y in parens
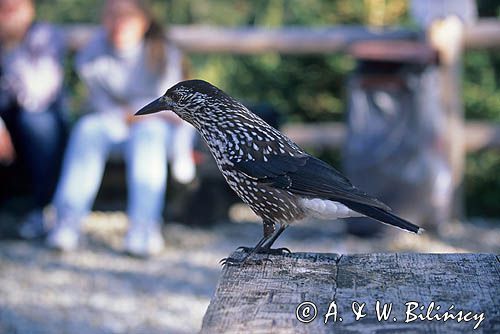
top-left (235, 246), bottom-right (291, 255)
top-left (221, 244), bottom-right (289, 266)
top-left (219, 257), bottom-right (242, 266)
top-left (219, 256), bottom-right (273, 267)
top-left (261, 247), bottom-right (291, 255)
top-left (236, 246), bottom-right (253, 253)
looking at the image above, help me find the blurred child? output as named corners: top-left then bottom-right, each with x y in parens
top-left (0, 0), bottom-right (66, 238)
top-left (46, 0), bottom-right (195, 256)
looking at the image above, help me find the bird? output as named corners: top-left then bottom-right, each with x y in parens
top-left (135, 79), bottom-right (423, 265)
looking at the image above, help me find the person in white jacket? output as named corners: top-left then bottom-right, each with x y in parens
top-left (47, 0), bottom-right (195, 256)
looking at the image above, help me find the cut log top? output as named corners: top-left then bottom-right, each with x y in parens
top-left (200, 252), bottom-right (499, 333)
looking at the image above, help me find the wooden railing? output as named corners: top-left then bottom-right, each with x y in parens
top-left (283, 121), bottom-right (500, 152)
top-left (63, 19), bottom-right (500, 52)
top-left (61, 20), bottom-right (500, 153)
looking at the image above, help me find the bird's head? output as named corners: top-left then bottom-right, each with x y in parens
top-left (135, 79), bottom-right (238, 127)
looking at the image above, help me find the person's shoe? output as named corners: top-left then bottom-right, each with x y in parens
top-left (18, 210), bottom-right (47, 239)
top-left (146, 225), bottom-right (165, 255)
top-left (46, 225), bottom-right (79, 251)
top-left (124, 227), bottom-right (146, 256)
top-left (124, 224), bottom-right (164, 257)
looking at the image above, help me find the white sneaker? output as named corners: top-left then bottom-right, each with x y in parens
top-left (46, 225), bottom-right (79, 251)
top-left (124, 224), bottom-right (164, 257)
top-left (146, 225), bottom-right (165, 255)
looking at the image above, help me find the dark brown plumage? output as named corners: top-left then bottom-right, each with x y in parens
top-left (136, 79), bottom-right (423, 265)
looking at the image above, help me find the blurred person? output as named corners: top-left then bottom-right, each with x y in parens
top-left (46, 0), bottom-right (195, 256)
top-left (0, 0), bottom-right (66, 238)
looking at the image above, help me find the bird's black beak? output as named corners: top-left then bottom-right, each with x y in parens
top-left (135, 96), bottom-right (174, 116)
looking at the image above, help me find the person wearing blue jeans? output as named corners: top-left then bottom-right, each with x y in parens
top-left (51, 114), bottom-right (173, 255)
top-left (0, 0), bottom-right (66, 238)
top-left (1, 100), bottom-right (66, 208)
top-left (46, 0), bottom-right (195, 256)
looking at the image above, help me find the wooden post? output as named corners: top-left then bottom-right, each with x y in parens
top-left (431, 17), bottom-right (467, 220)
top-left (410, 0), bottom-right (477, 222)
top-left (201, 252), bottom-right (499, 333)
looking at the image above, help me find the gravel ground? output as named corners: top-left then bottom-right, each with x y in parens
top-left (0, 210), bottom-right (498, 334)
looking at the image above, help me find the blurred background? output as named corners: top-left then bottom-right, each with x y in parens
top-left (0, 0), bottom-right (499, 333)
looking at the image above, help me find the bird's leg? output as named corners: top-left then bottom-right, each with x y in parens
top-left (239, 223), bottom-right (290, 255)
top-left (259, 224), bottom-right (291, 254)
top-left (263, 220), bottom-right (276, 238)
top-left (236, 220), bottom-right (275, 253)
top-left (222, 220), bottom-right (277, 266)
top-left (221, 233), bottom-right (272, 266)
top-left (241, 221), bottom-right (289, 256)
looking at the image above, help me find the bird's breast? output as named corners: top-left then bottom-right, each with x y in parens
top-left (200, 127), bottom-right (307, 224)
top-left (218, 168), bottom-right (306, 224)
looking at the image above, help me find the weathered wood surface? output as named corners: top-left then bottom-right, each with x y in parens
top-left (283, 121), bottom-right (500, 152)
top-left (201, 252), bottom-right (499, 333)
top-left (63, 20), bottom-right (500, 52)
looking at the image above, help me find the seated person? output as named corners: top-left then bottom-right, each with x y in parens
top-left (46, 0), bottom-right (195, 256)
top-left (0, 0), bottom-right (66, 238)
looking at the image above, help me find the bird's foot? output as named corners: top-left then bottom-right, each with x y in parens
top-left (236, 246), bottom-right (254, 253)
top-left (259, 247), bottom-right (291, 255)
top-left (219, 256), bottom-right (272, 267)
top-left (236, 245), bottom-right (291, 255)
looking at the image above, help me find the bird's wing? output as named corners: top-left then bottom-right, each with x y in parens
top-left (233, 154), bottom-right (391, 211)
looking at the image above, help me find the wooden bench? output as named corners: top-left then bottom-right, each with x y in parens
top-left (201, 252), bottom-right (499, 333)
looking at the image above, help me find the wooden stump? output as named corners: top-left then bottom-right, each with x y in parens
top-left (201, 252), bottom-right (499, 333)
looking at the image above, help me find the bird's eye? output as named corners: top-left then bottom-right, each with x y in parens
top-left (172, 91), bottom-right (187, 103)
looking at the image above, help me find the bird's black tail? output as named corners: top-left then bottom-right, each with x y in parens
top-left (342, 200), bottom-right (423, 234)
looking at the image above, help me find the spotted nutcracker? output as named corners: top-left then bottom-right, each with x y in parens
top-left (136, 79), bottom-right (423, 265)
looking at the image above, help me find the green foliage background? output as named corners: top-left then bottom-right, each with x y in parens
top-left (35, 0), bottom-right (500, 217)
